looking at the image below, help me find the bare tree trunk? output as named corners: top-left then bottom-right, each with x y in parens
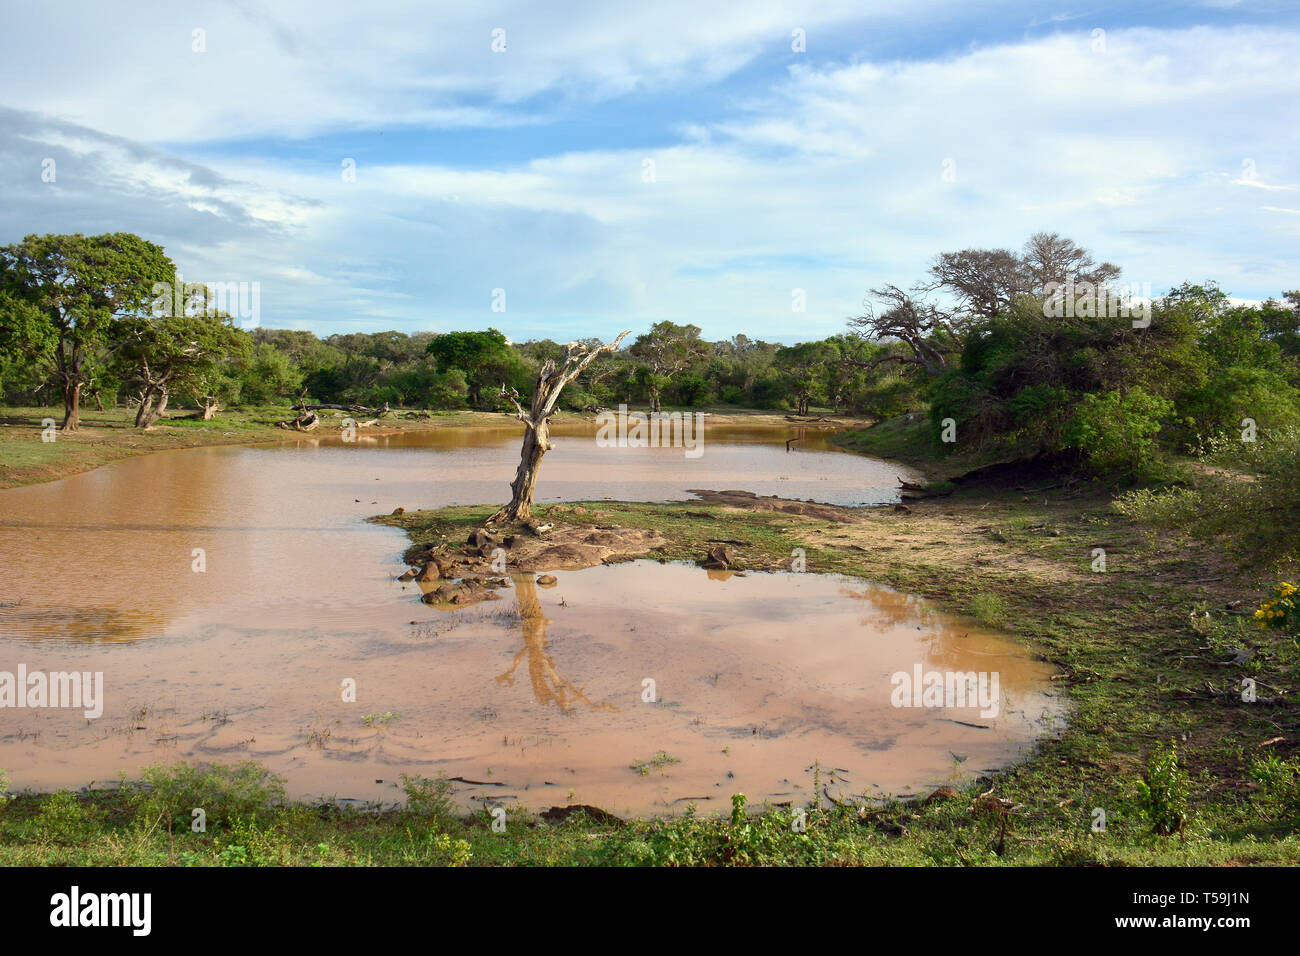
top-left (490, 331), bottom-right (630, 525)
top-left (498, 421), bottom-right (550, 522)
top-left (201, 398), bottom-right (221, 420)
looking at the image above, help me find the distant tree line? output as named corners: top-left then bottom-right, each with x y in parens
top-left (2, 232), bottom-right (1297, 479)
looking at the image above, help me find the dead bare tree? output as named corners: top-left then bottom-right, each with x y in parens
top-left (490, 331), bottom-right (631, 524)
top-left (844, 285), bottom-right (960, 378)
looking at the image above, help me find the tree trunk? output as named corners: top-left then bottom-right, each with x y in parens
top-left (496, 421), bottom-right (550, 523)
top-left (648, 387), bottom-right (661, 414)
top-left (135, 387), bottom-right (169, 428)
top-left (61, 381), bottom-right (81, 432)
top-left (202, 398), bottom-right (220, 420)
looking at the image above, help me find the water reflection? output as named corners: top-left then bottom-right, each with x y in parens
top-left (495, 574), bottom-right (619, 714)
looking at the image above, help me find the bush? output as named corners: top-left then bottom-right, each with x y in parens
top-left (969, 593), bottom-right (1008, 627)
top-left (1114, 427), bottom-right (1300, 567)
top-left (1066, 388), bottom-right (1173, 479)
top-left (31, 790), bottom-right (99, 845)
top-left (127, 761), bottom-right (287, 832)
top-left (400, 774), bottom-right (458, 827)
top-left (1255, 582), bottom-right (1300, 636)
top-left (1134, 741), bottom-right (1189, 836)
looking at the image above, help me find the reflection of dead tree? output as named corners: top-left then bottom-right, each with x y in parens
top-left (495, 575), bottom-right (618, 714)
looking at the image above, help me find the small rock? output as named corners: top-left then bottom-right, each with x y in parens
top-left (397, 568), bottom-right (419, 582)
top-left (536, 574), bottom-right (558, 586)
top-left (391, 507), bottom-right (405, 516)
top-left (701, 544), bottom-right (735, 569)
top-left (922, 785), bottom-right (961, 805)
top-left (416, 562), bottom-right (440, 583)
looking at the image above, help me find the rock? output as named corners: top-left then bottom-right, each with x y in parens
top-left (539, 804), bottom-right (623, 826)
top-left (922, 785), bottom-right (961, 805)
top-left (391, 507), bottom-right (405, 516)
top-left (486, 577), bottom-right (512, 588)
top-left (421, 579), bottom-right (501, 607)
top-left (468, 527), bottom-right (499, 550)
top-left (397, 568), bottom-right (419, 582)
top-left (701, 544), bottom-right (735, 569)
top-left (536, 574), bottom-right (558, 586)
top-left (894, 504), bottom-right (912, 514)
top-left (416, 562), bottom-right (440, 583)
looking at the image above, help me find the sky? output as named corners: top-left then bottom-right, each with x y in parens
top-left (1, 0), bottom-right (1297, 343)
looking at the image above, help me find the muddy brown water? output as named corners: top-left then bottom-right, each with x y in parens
top-left (0, 422), bottom-right (1061, 814)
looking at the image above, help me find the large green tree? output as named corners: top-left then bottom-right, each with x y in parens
top-left (425, 328), bottom-right (525, 408)
top-left (115, 301), bottom-right (251, 427)
top-left (628, 321), bottom-right (707, 412)
top-left (0, 233), bottom-right (173, 430)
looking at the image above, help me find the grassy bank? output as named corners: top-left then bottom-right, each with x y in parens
top-left (4, 475), bottom-right (1298, 864)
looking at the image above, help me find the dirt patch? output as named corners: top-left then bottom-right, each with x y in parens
top-left (686, 489), bottom-right (861, 523)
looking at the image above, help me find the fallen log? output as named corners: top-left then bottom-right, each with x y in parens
top-left (299, 401), bottom-right (390, 417)
top-left (276, 410), bottom-right (320, 431)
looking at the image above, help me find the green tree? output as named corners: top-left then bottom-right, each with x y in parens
top-left (0, 233), bottom-right (174, 430)
top-left (628, 321), bottom-right (707, 412)
top-left (240, 343), bottom-right (303, 405)
top-left (115, 303), bottom-right (252, 426)
top-left (425, 329), bottom-right (525, 408)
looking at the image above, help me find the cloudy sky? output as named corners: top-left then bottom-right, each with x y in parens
top-left (2, 1), bottom-right (1297, 342)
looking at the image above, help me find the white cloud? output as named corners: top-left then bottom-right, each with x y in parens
top-left (2, 20), bottom-right (1299, 339)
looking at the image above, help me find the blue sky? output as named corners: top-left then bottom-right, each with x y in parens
top-left (1, 1), bottom-right (1297, 343)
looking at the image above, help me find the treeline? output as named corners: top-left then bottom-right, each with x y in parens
top-left (0, 233), bottom-right (927, 427)
top-left (2, 232), bottom-right (1298, 482)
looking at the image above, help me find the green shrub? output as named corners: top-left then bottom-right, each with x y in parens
top-left (1135, 741), bottom-right (1189, 836)
top-left (127, 761), bottom-right (287, 832)
top-left (1115, 427), bottom-right (1300, 567)
top-left (31, 790), bottom-right (98, 845)
top-left (400, 774), bottom-right (458, 827)
top-left (1066, 388), bottom-right (1173, 479)
top-left (969, 593), bottom-right (1008, 627)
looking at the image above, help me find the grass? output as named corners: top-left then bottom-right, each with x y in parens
top-left (630, 751), bottom-right (680, 776)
